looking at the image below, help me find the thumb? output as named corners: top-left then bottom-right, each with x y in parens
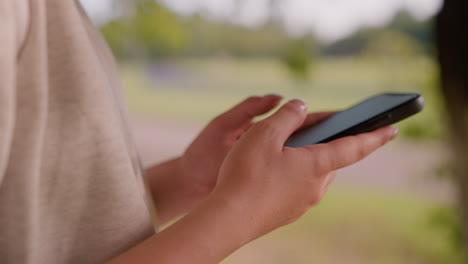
top-left (255, 99), bottom-right (308, 148)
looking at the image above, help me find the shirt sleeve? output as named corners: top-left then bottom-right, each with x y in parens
top-left (0, 1), bottom-right (20, 185)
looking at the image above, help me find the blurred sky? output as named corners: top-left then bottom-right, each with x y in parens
top-left (80, 0), bottom-right (443, 43)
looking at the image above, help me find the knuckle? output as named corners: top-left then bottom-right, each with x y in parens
top-left (327, 149), bottom-right (339, 172)
top-left (312, 145), bottom-right (336, 174)
top-left (354, 135), bottom-right (369, 160)
top-left (254, 120), bottom-right (280, 135)
top-left (356, 142), bottom-right (367, 160)
top-left (252, 120), bottom-right (269, 131)
top-left (308, 192), bottom-right (323, 206)
top-left (282, 102), bottom-right (303, 116)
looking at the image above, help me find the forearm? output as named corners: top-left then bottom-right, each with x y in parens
top-left (107, 193), bottom-right (253, 264)
top-left (146, 158), bottom-right (209, 224)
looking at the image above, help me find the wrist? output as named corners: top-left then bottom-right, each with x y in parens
top-left (146, 157), bottom-right (196, 224)
top-left (209, 187), bottom-right (266, 243)
top-left (171, 192), bottom-right (256, 261)
top-left (107, 192), bottom-right (256, 264)
top-left (206, 191), bottom-right (258, 243)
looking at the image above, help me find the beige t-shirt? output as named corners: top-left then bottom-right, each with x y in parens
top-left (0, 1), bottom-right (156, 263)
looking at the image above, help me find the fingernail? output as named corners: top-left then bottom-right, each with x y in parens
top-left (289, 98), bottom-right (308, 111)
top-left (390, 127), bottom-right (399, 140)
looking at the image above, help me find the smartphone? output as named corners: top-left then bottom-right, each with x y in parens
top-left (285, 93), bottom-right (424, 148)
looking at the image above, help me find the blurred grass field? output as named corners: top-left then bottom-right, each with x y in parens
top-left (122, 57), bottom-right (456, 263)
top-left (223, 187), bottom-right (459, 264)
top-left (122, 56), bottom-right (445, 140)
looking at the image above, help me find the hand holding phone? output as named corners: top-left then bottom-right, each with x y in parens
top-left (285, 93), bottom-right (424, 148)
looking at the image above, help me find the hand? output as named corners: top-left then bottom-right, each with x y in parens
top-left (181, 95), bottom-right (337, 196)
top-left (180, 94), bottom-right (283, 195)
top-left (117, 99), bottom-right (396, 264)
top-left (147, 95), bottom-right (335, 224)
top-left (210, 99), bottom-right (398, 239)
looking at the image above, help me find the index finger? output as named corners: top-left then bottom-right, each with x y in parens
top-left (213, 95), bottom-right (283, 130)
top-left (306, 126), bottom-right (398, 174)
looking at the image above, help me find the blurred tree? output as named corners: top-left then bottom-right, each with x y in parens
top-left (132, 0), bottom-right (186, 57)
top-left (100, 0), bottom-right (186, 59)
top-left (436, 0), bottom-right (468, 261)
top-left (322, 30), bottom-right (371, 56)
top-left (361, 30), bottom-right (425, 90)
top-left (100, 0), bottom-right (305, 59)
top-left (390, 10), bottom-right (434, 53)
top-left (323, 10), bottom-right (432, 57)
top-left (182, 19), bottom-right (293, 58)
top-left (281, 37), bottom-right (316, 80)
top-left (361, 30), bottom-right (424, 60)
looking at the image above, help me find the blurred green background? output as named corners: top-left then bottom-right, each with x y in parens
top-left (81, 0), bottom-right (462, 263)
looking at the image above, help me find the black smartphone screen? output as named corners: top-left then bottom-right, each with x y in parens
top-left (285, 93), bottom-right (423, 148)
